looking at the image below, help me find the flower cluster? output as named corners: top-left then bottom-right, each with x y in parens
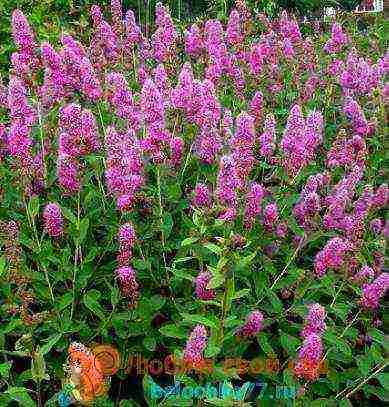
top-left (194, 271), bottom-right (215, 301)
top-left (339, 51), bottom-right (383, 96)
top-left (11, 10), bottom-right (40, 76)
top-left (43, 203), bottom-right (64, 238)
top-left (360, 273), bottom-right (389, 309)
top-left (314, 237), bottom-right (353, 277)
top-left (57, 104), bottom-right (100, 194)
top-left (294, 303), bottom-right (327, 381)
top-left (281, 105), bottom-right (323, 176)
top-left (301, 304), bottom-right (326, 338)
top-left (183, 325), bottom-right (208, 365)
top-left (117, 222), bottom-right (137, 266)
top-left (152, 2), bottom-right (178, 63)
top-left (116, 266), bottom-right (139, 308)
top-left (237, 311), bottom-right (264, 337)
top-left (324, 22), bottom-right (349, 54)
top-left (105, 127), bottom-right (144, 212)
top-left (294, 334), bottom-right (324, 381)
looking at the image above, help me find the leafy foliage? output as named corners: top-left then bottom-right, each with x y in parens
top-left (0, 0), bottom-right (387, 406)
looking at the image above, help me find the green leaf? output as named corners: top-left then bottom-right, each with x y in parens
top-left (83, 289), bottom-right (106, 320)
top-left (207, 272), bottom-right (225, 289)
top-left (204, 243), bottom-right (222, 255)
top-left (62, 207), bottom-right (77, 224)
top-left (161, 213), bottom-right (173, 238)
top-left (181, 237), bottom-right (199, 247)
top-left (40, 334), bottom-right (62, 356)
top-left (159, 324), bottom-right (187, 339)
top-left (257, 333), bottom-right (276, 356)
top-left (232, 289), bottom-right (251, 299)
top-left (31, 347), bottom-right (49, 383)
top-left (28, 196), bottom-right (40, 219)
top-left (149, 295), bottom-right (165, 311)
top-left (367, 328), bottom-right (385, 345)
top-left (111, 285), bottom-right (120, 306)
top-left (57, 292), bottom-right (73, 311)
top-left (132, 259), bottom-right (150, 270)
top-left (357, 355), bottom-right (374, 376)
top-left (5, 387), bottom-right (36, 407)
top-left (235, 252), bottom-right (257, 272)
top-left (280, 332), bottom-right (300, 356)
top-left (173, 256), bottom-right (194, 264)
top-left (171, 268), bottom-right (194, 281)
top-left (267, 290), bottom-right (283, 314)
top-left (143, 336), bottom-right (156, 351)
top-left (0, 361), bottom-right (12, 378)
top-left (377, 373), bottom-right (389, 391)
top-left (204, 345), bottom-right (221, 358)
top-left (79, 217), bottom-right (89, 243)
top-left (254, 270), bottom-right (268, 296)
top-left (323, 331), bottom-right (352, 358)
top-left (0, 256), bottom-right (6, 278)
top-left (181, 313), bottom-right (219, 329)
top-left (166, 184), bottom-right (182, 200)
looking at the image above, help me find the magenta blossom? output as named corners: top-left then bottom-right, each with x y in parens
top-left (237, 311), bottom-right (264, 337)
top-left (195, 271), bottom-right (215, 300)
top-left (360, 273), bottom-right (389, 310)
top-left (43, 203), bottom-right (63, 238)
top-left (183, 325), bottom-right (208, 365)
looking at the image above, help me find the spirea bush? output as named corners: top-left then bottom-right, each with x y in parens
top-left (0, 1), bottom-right (387, 406)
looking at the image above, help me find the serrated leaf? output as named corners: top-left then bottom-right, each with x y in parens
top-left (232, 289), bottom-right (250, 299)
top-left (57, 292), bottom-right (73, 311)
top-left (181, 237), bottom-right (199, 247)
top-left (204, 243), bottom-right (222, 255)
top-left (161, 213), bottom-right (173, 238)
top-left (83, 289), bottom-right (106, 320)
top-left (159, 324), bottom-right (187, 339)
top-left (207, 272), bottom-right (225, 289)
top-left (143, 337), bottom-right (156, 351)
top-left (79, 217), bottom-right (89, 243)
top-left (40, 334), bottom-right (62, 356)
top-left (62, 207), bottom-right (77, 224)
top-left (257, 333), bottom-right (276, 356)
top-left (0, 256), bottom-right (6, 278)
top-left (5, 387), bottom-right (36, 407)
top-left (181, 313), bottom-right (219, 329)
top-left (28, 196), bottom-right (40, 219)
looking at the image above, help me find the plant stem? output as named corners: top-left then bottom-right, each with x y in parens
top-left (70, 191), bottom-right (81, 320)
top-left (271, 239), bottom-right (303, 290)
top-left (336, 361), bottom-right (388, 400)
top-left (25, 196), bottom-right (55, 305)
top-left (321, 309), bottom-right (362, 363)
top-left (219, 274), bottom-right (233, 344)
top-left (179, 141), bottom-right (193, 184)
top-left (156, 166), bottom-right (167, 272)
top-left (37, 102), bottom-right (47, 185)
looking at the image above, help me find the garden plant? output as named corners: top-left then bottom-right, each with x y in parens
top-left (0, 0), bottom-right (387, 406)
